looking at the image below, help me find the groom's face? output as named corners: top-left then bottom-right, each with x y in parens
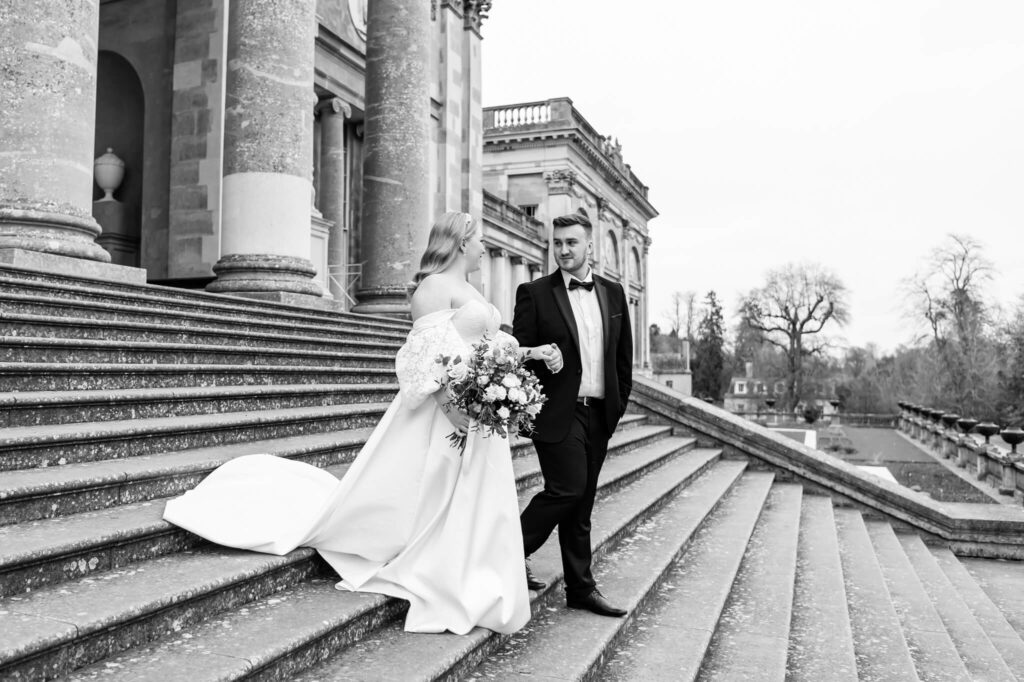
top-left (553, 224), bottom-right (592, 278)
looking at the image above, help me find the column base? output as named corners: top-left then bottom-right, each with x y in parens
top-left (0, 208), bottom-right (112, 263)
top-left (0, 248), bottom-right (147, 284)
top-left (350, 285), bottom-right (412, 318)
top-left (223, 290), bottom-right (346, 312)
top-left (207, 253), bottom-right (322, 297)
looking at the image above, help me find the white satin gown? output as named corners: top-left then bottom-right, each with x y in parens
top-left (163, 300), bottom-right (530, 635)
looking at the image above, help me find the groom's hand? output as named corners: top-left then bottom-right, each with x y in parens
top-left (536, 343), bottom-right (563, 374)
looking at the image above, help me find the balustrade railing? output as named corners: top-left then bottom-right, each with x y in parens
top-left (895, 400), bottom-right (1024, 506)
top-left (488, 102), bottom-right (552, 128)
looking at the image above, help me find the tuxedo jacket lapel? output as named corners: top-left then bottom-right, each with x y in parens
top-left (549, 273), bottom-right (581, 355)
top-left (594, 276), bottom-right (613, 356)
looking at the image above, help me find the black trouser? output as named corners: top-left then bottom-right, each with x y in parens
top-left (520, 401), bottom-right (609, 600)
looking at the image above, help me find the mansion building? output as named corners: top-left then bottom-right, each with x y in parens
top-left (0, 0), bottom-right (655, 368)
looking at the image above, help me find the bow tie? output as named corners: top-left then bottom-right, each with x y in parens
top-left (568, 279), bottom-right (594, 292)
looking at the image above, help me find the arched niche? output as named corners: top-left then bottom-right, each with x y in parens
top-left (93, 50), bottom-right (144, 266)
top-left (631, 247), bottom-right (642, 282)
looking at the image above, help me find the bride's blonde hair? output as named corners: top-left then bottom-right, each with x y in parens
top-left (409, 211), bottom-right (478, 294)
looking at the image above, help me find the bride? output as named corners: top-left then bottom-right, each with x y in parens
top-left (163, 212), bottom-right (546, 635)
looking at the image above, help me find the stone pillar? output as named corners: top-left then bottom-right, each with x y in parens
top-left (490, 249), bottom-right (509, 323)
top-left (0, 0), bottom-right (111, 264)
top-left (207, 0), bottom-right (320, 297)
top-left (317, 97), bottom-right (352, 301)
top-left (353, 0), bottom-right (431, 315)
top-left (511, 256), bottom-right (528, 296)
top-left (478, 244), bottom-right (492, 300)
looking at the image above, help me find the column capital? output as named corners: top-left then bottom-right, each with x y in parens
top-left (489, 247), bottom-right (507, 258)
top-left (316, 97), bottom-right (353, 118)
top-left (464, 0), bottom-right (492, 33)
top-left (544, 169), bottom-right (576, 195)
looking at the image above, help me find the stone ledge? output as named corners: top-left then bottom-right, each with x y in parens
top-left (0, 248), bottom-right (147, 285)
top-left (630, 377), bottom-right (1024, 559)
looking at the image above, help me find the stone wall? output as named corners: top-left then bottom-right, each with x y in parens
top-left (166, 0), bottom-right (227, 281)
top-left (98, 0), bottom-right (175, 277)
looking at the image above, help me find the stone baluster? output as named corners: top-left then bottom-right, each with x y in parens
top-left (0, 0), bottom-right (112, 265)
top-left (208, 0), bottom-right (321, 297)
top-left (352, 0), bottom-right (430, 315)
top-left (316, 97), bottom-right (352, 301)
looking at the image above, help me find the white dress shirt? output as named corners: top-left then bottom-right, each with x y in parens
top-left (562, 269), bottom-right (605, 399)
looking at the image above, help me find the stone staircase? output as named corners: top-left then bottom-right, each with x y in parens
top-left (2, 265), bottom-right (1023, 681)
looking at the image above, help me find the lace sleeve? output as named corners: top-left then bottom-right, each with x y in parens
top-left (493, 329), bottom-right (520, 355)
top-left (394, 321), bottom-right (465, 409)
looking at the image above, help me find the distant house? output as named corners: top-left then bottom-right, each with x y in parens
top-left (723, 362), bottom-right (773, 414)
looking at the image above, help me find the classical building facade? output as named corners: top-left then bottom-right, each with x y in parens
top-left (1, 0), bottom-right (491, 314)
top-left (480, 98), bottom-right (658, 370)
top-left (0, 3), bottom-right (656, 369)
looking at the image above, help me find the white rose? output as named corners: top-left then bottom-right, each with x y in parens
top-left (501, 374), bottom-right (521, 388)
top-left (447, 361), bottom-right (470, 382)
top-left (496, 406), bottom-right (511, 420)
top-left (484, 384), bottom-right (507, 402)
top-left (526, 403), bottom-right (542, 416)
top-left (476, 375), bottom-right (490, 386)
top-left (508, 387), bottom-right (526, 404)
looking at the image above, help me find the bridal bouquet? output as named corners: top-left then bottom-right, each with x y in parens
top-left (436, 334), bottom-right (547, 452)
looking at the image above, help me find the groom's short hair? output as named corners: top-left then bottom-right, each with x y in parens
top-left (552, 207), bottom-right (592, 234)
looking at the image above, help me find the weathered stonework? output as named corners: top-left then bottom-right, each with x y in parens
top-left (352, 0), bottom-right (431, 316)
top-left (210, 0), bottom-right (320, 297)
top-left (0, 0), bottom-right (109, 262)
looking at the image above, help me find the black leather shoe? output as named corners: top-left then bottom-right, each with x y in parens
top-left (525, 563), bottom-right (546, 591)
top-left (567, 589), bottom-right (627, 617)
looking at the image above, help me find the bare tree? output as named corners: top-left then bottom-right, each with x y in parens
top-left (905, 234), bottom-right (998, 415)
top-left (738, 263), bottom-right (849, 410)
top-left (662, 290), bottom-right (697, 340)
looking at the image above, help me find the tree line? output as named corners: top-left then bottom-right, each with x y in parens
top-left (651, 234), bottom-right (1024, 426)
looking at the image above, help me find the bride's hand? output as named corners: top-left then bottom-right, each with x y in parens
top-left (434, 393), bottom-right (471, 433)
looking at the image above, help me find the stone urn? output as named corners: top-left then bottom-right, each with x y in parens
top-left (94, 148), bottom-right (125, 202)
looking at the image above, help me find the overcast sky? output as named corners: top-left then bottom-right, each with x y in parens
top-left (481, 0), bottom-right (1024, 353)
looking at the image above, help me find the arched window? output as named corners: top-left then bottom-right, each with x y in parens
top-left (631, 248), bottom-right (642, 282)
top-left (604, 230), bottom-right (620, 272)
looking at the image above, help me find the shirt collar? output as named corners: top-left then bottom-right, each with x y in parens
top-left (561, 268), bottom-right (594, 289)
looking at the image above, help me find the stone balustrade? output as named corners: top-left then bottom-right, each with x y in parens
top-left (896, 402), bottom-right (1024, 505)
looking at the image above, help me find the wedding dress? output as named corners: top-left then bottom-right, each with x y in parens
top-left (163, 299), bottom-right (530, 635)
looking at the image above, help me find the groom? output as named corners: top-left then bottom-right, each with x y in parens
top-left (513, 207), bottom-right (633, 617)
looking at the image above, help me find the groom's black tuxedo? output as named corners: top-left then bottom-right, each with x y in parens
top-left (512, 271), bottom-right (633, 442)
top-left (512, 269), bottom-right (633, 600)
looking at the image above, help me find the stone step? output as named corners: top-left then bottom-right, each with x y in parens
top-left (0, 267), bottom-right (412, 335)
top-left (834, 508), bottom-right (920, 681)
top-left (0, 361), bottom-right (397, 391)
top-left (0, 311), bottom-right (407, 351)
top-left (931, 548), bottom-right (1024, 675)
top-left (0, 438), bottom-right (704, 681)
top-left (0, 336), bottom-right (395, 368)
top-left (898, 534), bottom-right (1017, 681)
top-left (0, 429), bottom-right (689, 600)
top-left (599, 472), bottom-right (777, 682)
top-left (288, 449), bottom-right (729, 682)
top-left (0, 289), bottom-right (410, 345)
top-left (866, 520), bottom-right (971, 681)
top-left (695, 483), bottom-right (803, 681)
top-left (0, 546), bottom-right (324, 681)
top-left (0, 402), bottom-right (392, 470)
top-left (0, 383), bottom-right (400, 427)
top-left (0, 416), bottom-right (658, 527)
top-left (785, 495), bottom-right (859, 681)
top-left (471, 463), bottom-right (761, 682)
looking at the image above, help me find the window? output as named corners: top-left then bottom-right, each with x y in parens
top-left (518, 204), bottom-right (538, 218)
top-left (735, 381), bottom-right (747, 395)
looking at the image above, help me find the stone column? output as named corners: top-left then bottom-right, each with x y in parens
top-left (353, 0), bottom-right (431, 315)
top-left (0, 0), bottom-right (112, 265)
top-left (478, 245), bottom-right (492, 300)
top-left (490, 249), bottom-right (509, 323)
top-left (511, 256), bottom-right (528, 296)
top-left (317, 97), bottom-right (352, 301)
top-left (207, 0), bottom-right (320, 297)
